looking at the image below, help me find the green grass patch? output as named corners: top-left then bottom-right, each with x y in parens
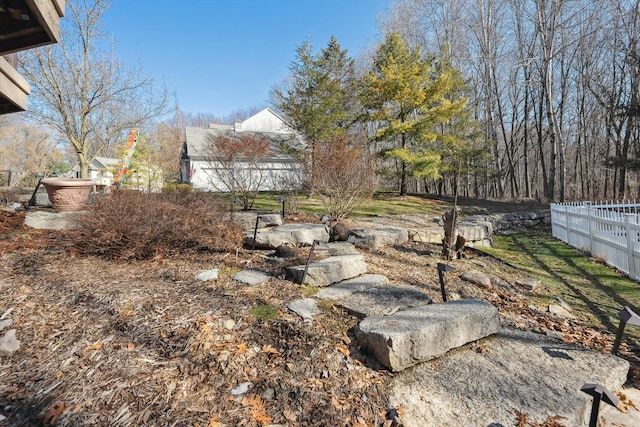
top-left (247, 304), bottom-right (278, 322)
top-left (480, 227), bottom-right (640, 344)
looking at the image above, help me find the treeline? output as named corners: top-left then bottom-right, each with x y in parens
top-left (274, 0), bottom-right (640, 203)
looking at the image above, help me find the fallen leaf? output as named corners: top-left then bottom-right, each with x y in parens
top-left (43, 402), bottom-right (68, 425)
top-left (241, 395), bottom-right (272, 425)
top-left (262, 344), bottom-right (280, 355)
top-left (236, 343), bottom-right (248, 354)
top-left (336, 344), bottom-right (350, 357)
top-left (83, 340), bottom-right (102, 352)
top-left (283, 407), bottom-right (297, 422)
top-left (207, 415), bottom-right (224, 427)
top-left (127, 343), bottom-right (135, 350)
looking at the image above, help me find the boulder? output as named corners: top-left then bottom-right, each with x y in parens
top-left (24, 210), bottom-right (80, 230)
top-left (0, 329), bottom-right (20, 356)
top-left (314, 242), bottom-right (359, 256)
top-left (233, 270), bottom-right (270, 286)
top-left (356, 299), bottom-right (500, 372)
top-left (288, 298), bottom-right (323, 322)
top-left (389, 328), bottom-right (629, 426)
top-left (233, 212), bottom-right (282, 231)
top-left (348, 227), bottom-right (408, 250)
top-left (252, 223), bottom-right (329, 249)
top-left (195, 269), bottom-right (218, 281)
top-left (286, 254), bottom-right (367, 287)
top-left (461, 269), bottom-right (492, 288)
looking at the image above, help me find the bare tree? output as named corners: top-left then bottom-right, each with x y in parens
top-left (201, 133), bottom-right (272, 211)
top-left (18, 0), bottom-right (167, 178)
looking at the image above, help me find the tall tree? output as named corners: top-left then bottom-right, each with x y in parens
top-left (359, 32), bottom-right (468, 195)
top-left (18, 0), bottom-right (167, 178)
top-left (271, 36), bottom-right (357, 191)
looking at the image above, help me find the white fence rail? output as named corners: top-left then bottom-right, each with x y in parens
top-left (550, 201), bottom-right (640, 281)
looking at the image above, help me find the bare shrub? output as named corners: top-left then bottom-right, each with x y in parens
top-left (66, 190), bottom-right (244, 260)
top-left (313, 136), bottom-right (378, 219)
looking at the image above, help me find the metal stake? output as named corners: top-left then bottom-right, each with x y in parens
top-left (251, 215), bottom-right (267, 250)
top-left (437, 263), bottom-right (455, 302)
top-left (611, 306), bottom-right (640, 354)
top-left (581, 383), bottom-right (620, 427)
top-left (300, 239), bottom-right (327, 286)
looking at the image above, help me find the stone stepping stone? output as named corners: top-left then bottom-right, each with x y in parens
top-left (348, 227), bottom-right (408, 250)
top-left (233, 270), bottom-right (269, 286)
top-left (288, 298), bottom-right (322, 322)
top-left (355, 299), bottom-right (500, 372)
top-left (315, 274), bottom-right (432, 318)
top-left (233, 212), bottom-right (282, 231)
top-left (286, 254), bottom-right (367, 287)
top-left (314, 241), bottom-right (359, 256)
top-left (389, 327), bottom-right (629, 426)
top-left (251, 223), bottom-right (329, 249)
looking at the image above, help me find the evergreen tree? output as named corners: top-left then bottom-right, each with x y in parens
top-left (359, 32), bottom-right (468, 195)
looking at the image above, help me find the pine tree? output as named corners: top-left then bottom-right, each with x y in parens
top-left (359, 32), bottom-right (468, 195)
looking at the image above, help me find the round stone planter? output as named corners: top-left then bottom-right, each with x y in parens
top-left (41, 178), bottom-right (94, 211)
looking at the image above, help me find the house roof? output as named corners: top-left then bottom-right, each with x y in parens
top-left (184, 126), bottom-right (304, 160)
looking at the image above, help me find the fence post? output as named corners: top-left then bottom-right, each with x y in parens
top-left (625, 214), bottom-right (637, 281)
top-left (565, 204), bottom-right (570, 244)
top-left (587, 208), bottom-right (595, 255)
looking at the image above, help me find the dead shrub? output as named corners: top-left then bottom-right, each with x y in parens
top-left (65, 190), bottom-right (244, 260)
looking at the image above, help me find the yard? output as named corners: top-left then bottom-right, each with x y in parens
top-left (0, 193), bottom-right (638, 426)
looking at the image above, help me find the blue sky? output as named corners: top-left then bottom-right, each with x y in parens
top-left (102, 1), bottom-right (390, 117)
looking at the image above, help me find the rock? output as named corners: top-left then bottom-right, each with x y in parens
top-left (389, 328), bottom-right (629, 426)
top-left (223, 319), bottom-right (236, 330)
top-left (24, 210), bottom-right (80, 230)
top-left (461, 269), bottom-right (492, 288)
top-left (195, 269), bottom-right (218, 281)
top-left (356, 300), bottom-right (501, 372)
top-left (252, 223), bottom-right (329, 249)
top-left (315, 274), bottom-right (390, 300)
top-left (233, 212), bottom-right (282, 230)
top-left (262, 388), bottom-right (275, 400)
top-left (548, 304), bottom-right (576, 319)
top-left (348, 227), bottom-right (409, 250)
top-left (0, 318), bottom-right (13, 331)
top-left (0, 329), bottom-right (20, 356)
top-left (329, 222), bottom-right (352, 242)
top-left (314, 242), bottom-right (359, 256)
top-left (286, 254), bottom-right (367, 287)
top-left (516, 278), bottom-right (541, 292)
top-left (230, 382), bottom-right (253, 396)
top-left (288, 298), bottom-right (322, 322)
top-left (233, 270), bottom-right (269, 286)
top-left (273, 244), bottom-right (299, 258)
top-left (316, 275), bottom-right (432, 318)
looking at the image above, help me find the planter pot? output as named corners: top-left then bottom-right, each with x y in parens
top-left (41, 178), bottom-right (94, 211)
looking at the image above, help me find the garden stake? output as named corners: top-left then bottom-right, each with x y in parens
top-left (611, 306), bottom-right (640, 354)
top-left (300, 240), bottom-right (327, 286)
top-left (437, 263), bottom-right (454, 302)
top-left (581, 383), bottom-right (620, 427)
top-left (251, 215), bottom-right (267, 250)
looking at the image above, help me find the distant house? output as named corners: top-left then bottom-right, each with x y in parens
top-left (71, 156), bottom-right (163, 193)
top-left (181, 108), bottom-right (304, 192)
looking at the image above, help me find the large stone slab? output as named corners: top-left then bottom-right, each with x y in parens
top-left (348, 226), bottom-right (408, 250)
top-left (251, 223), bottom-right (329, 249)
top-left (314, 241), bottom-right (359, 256)
top-left (24, 210), bottom-right (80, 230)
top-left (316, 274), bottom-right (433, 318)
top-left (356, 299), bottom-right (500, 372)
top-left (233, 212), bottom-right (282, 231)
top-left (389, 328), bottom-right (630, 426)
top-left (286, 254), bottom-right (367, 287)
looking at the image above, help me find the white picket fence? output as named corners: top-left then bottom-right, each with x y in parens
top-left (550, 200), bottom-right (640, 281)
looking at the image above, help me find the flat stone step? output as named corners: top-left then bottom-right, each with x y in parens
top-left (315, 274), bottom-right (432, 318)
top-left (286, 254), bottom-right (367, 287)
top-left (389, 327), bottom-right (630, 426)
top-left (314, 241), bottom-right (359, 256)
top-left (355, 299), bottom-right (500, 372)
top-left (348, 227), bottom-right (408, 250)
top-left (250, 223), bottom-right (329, 249)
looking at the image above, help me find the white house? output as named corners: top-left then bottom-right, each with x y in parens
top-left (181, 108), bottom-right (304, 192)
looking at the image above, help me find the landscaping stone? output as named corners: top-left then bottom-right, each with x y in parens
top-left (0, 329), bottom-right (20, 356)
top-left (232, 212), bottom-right (282, 231)
top-left (195, 269), bottom-right (219, 281)
top-left (516, 278), bottom-right (541, 292)
top-left (24, 210), bottom-right (80, 230)
top-left (233, 270), bottom-right (269, 286)
top-left (389, 327), bottom-right (629, 426)
top-left (356, 299), bottom-right (500, 372)
top-left (288, 298), bottom-right (322, 322)
top-left (315, 275), bottom-right (432, 318)
top-left (460, 269), bottom-right (492, 288)
top-left (548, 304), bottom-right (576, 319)
top-left (0, 319), bottom-right (13, 331)
top-left (286, 254), bottom-right (367, 287)
top-left (314, 241), bottom-right (359, 256)
top-left (252, 223), bottom-right (329, 249)
top-left (348, 226), bottom-right (409, 250)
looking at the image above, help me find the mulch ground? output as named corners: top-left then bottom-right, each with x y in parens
top-left (0, 208), bottom-right (638, 426)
